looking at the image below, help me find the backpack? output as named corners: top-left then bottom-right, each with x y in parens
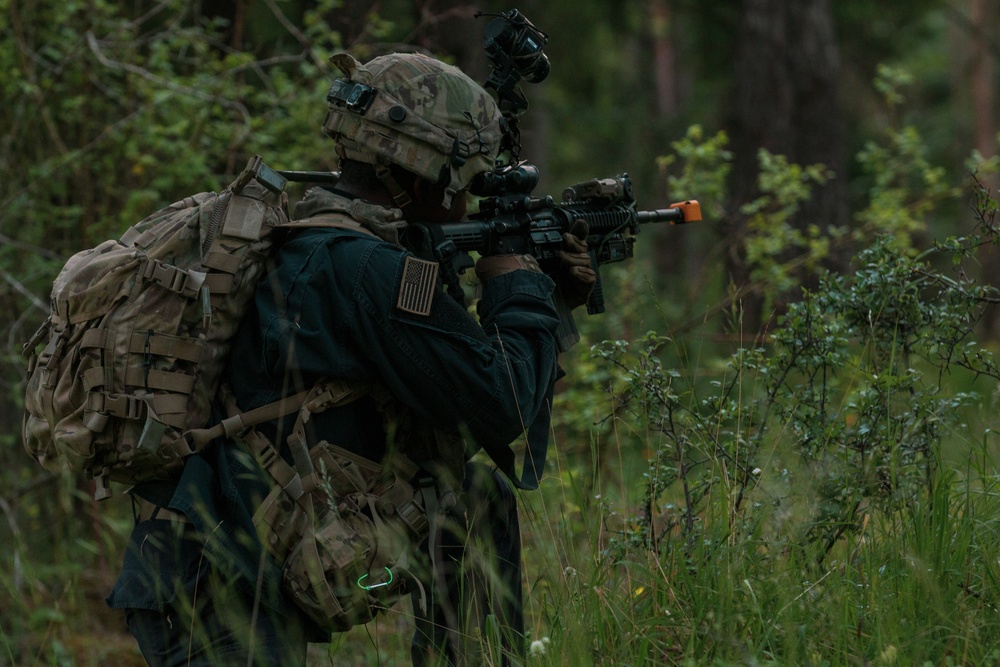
top-left (21, 155), bottom-right (291, 498)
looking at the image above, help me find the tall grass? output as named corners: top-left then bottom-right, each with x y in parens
top-left (517, 407), bottom-right (1000, 666)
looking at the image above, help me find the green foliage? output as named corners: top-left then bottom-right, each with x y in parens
top-left (855, 66), bottom-right (957, 250)
top-left (741, 150), bottom-right (839, 301)
top-left (1, 0), bottom-right (342, 294)
top-left (632, 88), bottom-right (994, 556)
top-left (657, 124), bottom-right (732, 215)
top-left (523, 60), bottom-right (1000, 663)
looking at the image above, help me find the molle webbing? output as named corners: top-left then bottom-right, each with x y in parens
top-left (20, 155), bottom-right (290, 499)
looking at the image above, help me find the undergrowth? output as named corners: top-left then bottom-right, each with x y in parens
top-left (513, 73), bottom-right (1000, 665)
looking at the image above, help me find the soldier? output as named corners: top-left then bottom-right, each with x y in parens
top-left (107, 51), bottom-right (594, 666)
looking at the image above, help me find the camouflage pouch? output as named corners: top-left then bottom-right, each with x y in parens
top-left (252, 439), bottom-right (429, 632)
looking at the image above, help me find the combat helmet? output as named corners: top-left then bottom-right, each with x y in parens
top-left (322, 52), bottom-right (505, 209)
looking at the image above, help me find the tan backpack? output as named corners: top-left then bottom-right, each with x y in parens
top-left (21, 155), bottom-right (291, 499)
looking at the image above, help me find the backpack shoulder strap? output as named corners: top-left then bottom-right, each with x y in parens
top-left (279, 213), bottom-right (378, 238)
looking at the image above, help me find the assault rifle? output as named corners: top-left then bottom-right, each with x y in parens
top-left (401, 163), bottom-right (702, 350)
top-left (281, 8), bottom-right (703, 350)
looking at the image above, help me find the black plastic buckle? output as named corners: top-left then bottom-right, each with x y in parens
top-left (233, 155), bottom-right (287, 196)
top-left (327, 79), bottom-right (377, 114)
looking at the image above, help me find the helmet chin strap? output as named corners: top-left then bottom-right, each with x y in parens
top-left (374, 160), bottom-right (413, 210)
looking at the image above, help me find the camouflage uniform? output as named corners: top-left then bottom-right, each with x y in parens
top-left (109, 53), bottom-right (560, 666)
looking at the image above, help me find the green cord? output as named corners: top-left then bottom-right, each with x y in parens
top-left (357, 567), bottom-right (393, 590)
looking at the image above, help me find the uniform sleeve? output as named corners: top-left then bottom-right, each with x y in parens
top-left (263, 230), bottom-right (562, 456)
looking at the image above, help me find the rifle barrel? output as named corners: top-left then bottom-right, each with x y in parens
top-left (636, 208), bottom-right (687, 224)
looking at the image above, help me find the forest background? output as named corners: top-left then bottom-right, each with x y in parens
top-left (4, 0), bottom-right (1000, 665)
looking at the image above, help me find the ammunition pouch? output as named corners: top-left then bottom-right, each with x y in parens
top-left (231, 378), bottom-right (450, 633)
top-left (252, 438), bottom-right (427, 632)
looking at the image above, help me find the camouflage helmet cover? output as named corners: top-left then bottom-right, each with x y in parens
top-left (323, 52), bottom-right (504, 208)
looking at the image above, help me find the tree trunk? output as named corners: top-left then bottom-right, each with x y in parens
top-left (648, 0), bottom-right (691, 290)
top-left (725, 0), bottom-right (848, 335)
top-left (651, 0), bottom-right (679, 117)
top-left (970, 0), bottom-right (997, 161)
top-left (967, 0), bottom-right (1000, 337)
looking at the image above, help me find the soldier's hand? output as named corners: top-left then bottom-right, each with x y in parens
top-left (558, 219), bottom-right (597, 308)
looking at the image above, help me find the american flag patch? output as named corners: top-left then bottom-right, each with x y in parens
top-left (396, 256), bottom-right (439, 316)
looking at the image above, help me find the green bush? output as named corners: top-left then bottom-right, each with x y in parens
top-left (523, 73), bottom-right (1000, 665)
